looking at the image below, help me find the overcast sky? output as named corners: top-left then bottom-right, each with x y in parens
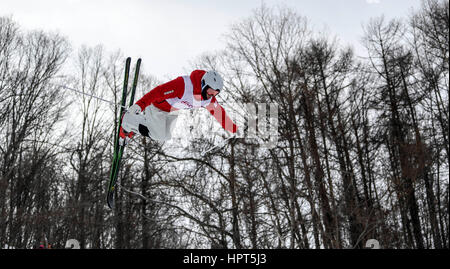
top-left (1, 0), bottom-right (423, 80)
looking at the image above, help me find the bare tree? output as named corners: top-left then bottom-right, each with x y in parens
top-left (0, 16), bottom-right (70, 248)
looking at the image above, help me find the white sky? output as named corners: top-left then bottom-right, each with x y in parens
top-left (1, 0), bottom-right (423, 80)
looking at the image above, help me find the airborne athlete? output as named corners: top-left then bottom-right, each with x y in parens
top-left (107, 66), bottom-right (239, 209)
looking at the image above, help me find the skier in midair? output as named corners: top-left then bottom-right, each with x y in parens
top-left (119, 70), bottom-right (238, 143)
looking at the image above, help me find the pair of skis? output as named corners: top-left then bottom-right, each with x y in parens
top-left (107, 57), bottom-right (141, 209)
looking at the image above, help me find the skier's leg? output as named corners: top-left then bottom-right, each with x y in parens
top-left (141, 105), bottom-right (178, 141)
top-left (122, 104), bottom-right (178, 141)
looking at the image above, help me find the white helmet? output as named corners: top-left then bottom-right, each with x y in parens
top-left (201, 70), bottom-right (224, 92)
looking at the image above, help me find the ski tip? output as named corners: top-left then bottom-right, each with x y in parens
top-left (107, 199), bottom-right (114, 210)
top-left (107, 192), bottom-right (115, 209)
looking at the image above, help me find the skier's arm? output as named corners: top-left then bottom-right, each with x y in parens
top-left (206, 98), bottom-right (238, 133)
top-left (135, 77), bottom-right (184, 110)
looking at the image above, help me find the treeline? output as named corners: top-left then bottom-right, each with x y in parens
top-left (0, 0), bottom-right (448, 249)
